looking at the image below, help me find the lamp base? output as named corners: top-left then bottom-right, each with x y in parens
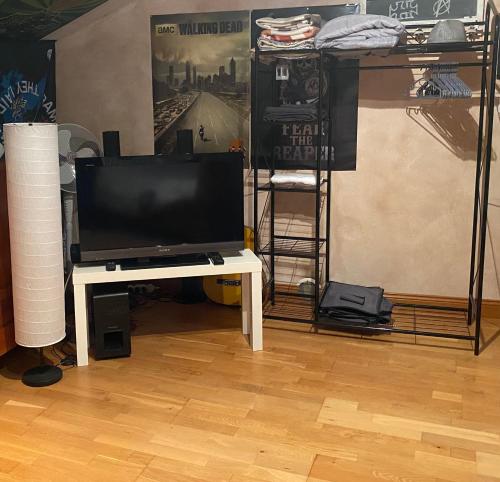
top-left (22, 365), bottom-right (63, 387)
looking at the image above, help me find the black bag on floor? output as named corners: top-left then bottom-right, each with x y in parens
top-left (319, 281), bottom-right (393, 325)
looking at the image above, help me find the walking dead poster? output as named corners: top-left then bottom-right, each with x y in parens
top-left (151, 11), bottom-right (250, 163)
top-left (151, 7), bottom-right (360, 171)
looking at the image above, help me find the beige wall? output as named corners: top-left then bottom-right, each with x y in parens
top-left (52, 0), bottom-right (500, 299)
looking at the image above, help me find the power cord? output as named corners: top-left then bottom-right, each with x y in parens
top-left (64, 266), bottom-right (73, 293)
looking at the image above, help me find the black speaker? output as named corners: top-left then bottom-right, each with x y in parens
top-left (103, 131), bottom-right (121, 157)
top-left (176, 129), bottom-right (193, 159)
top-left (91, 283), bottom-right (131, 359)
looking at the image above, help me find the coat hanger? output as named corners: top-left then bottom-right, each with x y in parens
top-left (414, 62), bottom-right (472, 99)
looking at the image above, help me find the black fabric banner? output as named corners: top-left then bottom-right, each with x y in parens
top-left (0, 41), bottom-right (56, 159)
top-left (252, 4), bottom-right (360, 171)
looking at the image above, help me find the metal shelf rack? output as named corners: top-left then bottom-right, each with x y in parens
top-left (252, 3), bottom-right (499, 354)
top-left (252, 44), bottom-right (332, 325)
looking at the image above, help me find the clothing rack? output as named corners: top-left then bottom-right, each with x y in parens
top-left (252, 3), bottom-right (499, 354)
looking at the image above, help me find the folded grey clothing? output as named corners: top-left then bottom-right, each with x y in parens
top-left (318, 35), bottom-right (400, 50)
top-left (320, 316), bottom-right (372, 328)
top-left (323, 311), bottom-right (392, 325)
top-left (324, 309), bottom-right (392, 324)
top-left (258, 36), bottom-right (315, 51)
top-left (320, 281), bottom-right (385, 317)
top-left (315, 14), bottom-right (405, 49)
top-left (256, 14), bottom-right (321, 31)
top-left (380, 298), bottom-right (393, 315)
top-left (263, 104), bottom-right (318, 122)
top-left (320, 281), bottom-right (393, 323)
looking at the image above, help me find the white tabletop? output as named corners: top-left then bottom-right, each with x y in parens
top-left (73, 249), bottom-right (261, 285)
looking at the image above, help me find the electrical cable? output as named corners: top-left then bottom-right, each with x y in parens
top-left (64, 266), bottom-right (73, 293)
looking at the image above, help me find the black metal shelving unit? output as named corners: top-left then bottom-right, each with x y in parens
top-left (252, 3), bottom-right (499, 354)
top-left (252, 47), bottom-right (331, 326)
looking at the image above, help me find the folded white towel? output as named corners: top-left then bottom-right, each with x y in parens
top-left (271, 173), bottom-right (320, 186)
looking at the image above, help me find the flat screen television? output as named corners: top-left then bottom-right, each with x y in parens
top-left (75, 153), bottom-right (244, 262)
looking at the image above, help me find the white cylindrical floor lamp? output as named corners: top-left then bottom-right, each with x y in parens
top-left (4, 123), bottom-right (66, 387)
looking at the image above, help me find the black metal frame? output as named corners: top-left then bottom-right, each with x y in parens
top-left (252, 4), bottom-right (499, 354)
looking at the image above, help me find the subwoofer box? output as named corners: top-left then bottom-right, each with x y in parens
top-left (91, 283), bottom-right (131, 360)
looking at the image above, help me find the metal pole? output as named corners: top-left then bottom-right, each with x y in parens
top-left (467, 5), bottom-right (490, 326)
top-left (270, 56), bottom-right (276, 305)
top-left (326, 56), bottom-right (333, 286)
top-left (474, 13), bottom-right (499, 355)
top-left (314, 52), bottom-right (324, 322)
top-left (253, 49), bottom-right (259, 255)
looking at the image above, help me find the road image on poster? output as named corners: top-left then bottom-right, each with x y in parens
top-left (151, 11), bottom-right (250, 159)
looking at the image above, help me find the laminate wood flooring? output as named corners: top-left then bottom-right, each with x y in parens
top-left (1, 299), bottom-right (500, 481)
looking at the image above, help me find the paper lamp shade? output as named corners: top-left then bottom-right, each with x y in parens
top-left (4, 123), bottom-right (66, 348)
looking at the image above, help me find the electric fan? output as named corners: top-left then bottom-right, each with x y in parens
top-left (58, 124), bottom-right (101, 268)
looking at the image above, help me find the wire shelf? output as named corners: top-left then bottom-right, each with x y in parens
top-left (256, 41), bottom-right (491, 60)
top-left (264, 291), bottom-right (315, 323)
top-left (258, 182), bottom-right (325, 193)
top-left (264, 288), bottom-right (473, 341)
top-left (317, 304), bottom-right (473, 341)
top-left (258, 236), bottom-right (326, 259)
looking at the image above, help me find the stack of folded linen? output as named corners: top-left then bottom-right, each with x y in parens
top-left (257, 14), bottom-right (322, 51)
top-left (270, 173), bottom-right (321, 186)
top-left (315, 14), bottom-right (405, 50)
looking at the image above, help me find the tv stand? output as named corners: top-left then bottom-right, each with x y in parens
top-left (121, 253), bottom-right (210, 270)
top-left (72, 249), bottom-right (263, 366)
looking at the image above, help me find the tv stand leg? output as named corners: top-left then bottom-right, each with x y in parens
top-left (74, 283), bottom-right (89, 366)
top-left (241, 273), bottom-right (250, 336)
top-left (250, 271), bottom-right (263, 351)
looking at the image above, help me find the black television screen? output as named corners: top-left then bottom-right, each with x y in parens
top-left (75, 153), bottom-right (244, 262)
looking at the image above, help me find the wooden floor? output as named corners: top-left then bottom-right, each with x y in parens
top-left (1, 299), bottom-right (500, 481)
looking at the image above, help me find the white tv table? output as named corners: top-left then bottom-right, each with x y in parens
top-left (72, 249), bottom-right (262, 366)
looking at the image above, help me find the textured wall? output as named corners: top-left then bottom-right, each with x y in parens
top-left (52, 0), bottom-right (500, 299)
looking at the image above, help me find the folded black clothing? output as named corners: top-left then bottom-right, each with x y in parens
top-left (319, 316), bottom-right (372, 327)
top-left (324, 309), bottom-right (392, 325)
top-left (320, 281), bottom-right (384, 317)
top-left (263, 104), bottom-right (318, 122)
top-left (319, 281), bottom-right (393, 326)
top-left (380, 298), bottom-right (393, 315)
top-left (319, 317), bottom-right (392, 328)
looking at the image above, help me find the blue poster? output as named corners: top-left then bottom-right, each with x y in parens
top-left (0, 41), bottom-right (56, 159)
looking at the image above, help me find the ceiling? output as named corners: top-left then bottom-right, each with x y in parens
top-left (0, 0), bottom-right (109, 40)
